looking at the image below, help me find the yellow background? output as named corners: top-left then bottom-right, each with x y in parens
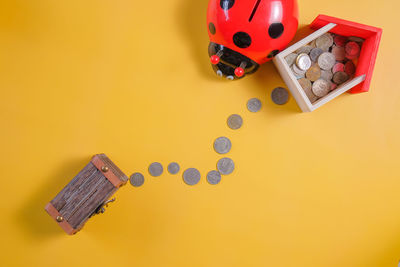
top-left (0, 0), bottom-right (399, 266)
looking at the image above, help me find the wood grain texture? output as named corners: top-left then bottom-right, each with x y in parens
top-left (47, 154), bottom-right (127, 233)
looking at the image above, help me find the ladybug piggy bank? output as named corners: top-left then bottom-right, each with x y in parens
top-left (207, 0), bottom-right (299, 80)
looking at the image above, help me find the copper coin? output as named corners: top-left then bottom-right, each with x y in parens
top-left (306, 64), bottom-right (321, 82)
top-left (345, 42), bottom-right (360, 57)
top-left (332, 46), bottom-right (346, 61)
top-left (348, 36), bottom-right (365, 44)
top-left (332, 71), bottom-right (349, 85)
top-left (344, 61), bottom-right (356, 76)
top-left (332, 62), bottom-right (345, 73)
top-left (334, 35), bottom-right (347, 47)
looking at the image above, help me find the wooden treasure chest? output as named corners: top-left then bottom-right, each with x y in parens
top-left (45, 154), bottom-right (128, 235)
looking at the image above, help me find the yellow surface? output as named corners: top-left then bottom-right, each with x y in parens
top-left (0, 0), bottom-right (399, 266)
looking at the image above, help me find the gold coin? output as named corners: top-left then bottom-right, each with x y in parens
top-left (305, 64), bottom-right (321, 82)
top-left (298, 78), bottom-right (318, 103)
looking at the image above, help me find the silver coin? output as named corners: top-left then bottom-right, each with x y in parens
top-left (312, 79), bottom-right (331, 97)
top-left (148, 162), bottom-right (163, 177)
top-left (285, 53), bottom-right (298, 66)
top-left (291, 64), bottom-right (305, 79)
top-left (247, 98), bottom-right (262, 112)
top-left (316, 33), bottom-right (333, 51)
top-left (217, 157), bottom-right (235, 175)
top-left (206, 170), bottom-right (221, 185)
top-left (320, 69), bottom-right (333, 81)
top-left (183, 168), bottom-right (201, 185)
top-left (296, 53), bottom-right (312, 71)
top-left (318, 52), bottom-right (336, 70)
top-left (310, 48), bottom-right (323, 62)
top-left (167, 162), bottom-right (180, 174)
top-left (130, 172), bottom-right (145, 187)
top-left (213, 136), bottom-right (232, 154)
top-left (271, 87), bottom-right (289, 105)
top-left (296, 45), bottom-right (313, 55)
top-left (227, 114), bottom-right (243, 130)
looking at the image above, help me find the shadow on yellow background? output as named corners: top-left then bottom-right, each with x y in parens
top-left (1, 0), bottom-right (400, 266)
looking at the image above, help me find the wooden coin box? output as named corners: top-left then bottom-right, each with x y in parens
top-left (45, 154), bottom-right (128, 235)
top-left (273, 14), bottom-right (382, 112)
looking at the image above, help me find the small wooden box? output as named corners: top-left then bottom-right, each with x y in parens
top-left (45, 154), bottom-right (128, 235)
top-left (273, 15), bottom-right (382, 112)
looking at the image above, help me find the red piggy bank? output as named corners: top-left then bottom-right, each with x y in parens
top-left (207, 0), bottom-right (299, 80)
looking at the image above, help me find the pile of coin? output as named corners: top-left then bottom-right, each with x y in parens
top-left (285, 33), bottom-right (363, 103)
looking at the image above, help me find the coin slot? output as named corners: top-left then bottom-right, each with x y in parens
top-left (249, 0), bottom-right (262, 22)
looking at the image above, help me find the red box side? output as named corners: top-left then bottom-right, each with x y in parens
top-left (310, 15), bottom-right (382, 94)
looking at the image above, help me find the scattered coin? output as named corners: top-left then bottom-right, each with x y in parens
top-left (296, 45), bottom-right (313, 55)
top-left (227, 114), bottom-right (243, 130)
top-left (332, 45), bottom-right (346, 61)
top-left (217, 157), bottom-right (235, 175)
top-left (130, 172), bottom-right (145, 187)
top-left (148, 162), bottom-right (163, 177)
top-left (214, 136), bottom-right (232, 154)
top-left (309, 39), bottom-right (317, 48)
top-left (305, 64), bottom-right (321, 82)
top-left (167, 162), bottom-right (180, 175)
top-left (320, 69), bottom-right (333, 81)
top-left (285, 53), bottom-right (298, 67)
top-left (298, 78), bottom-right (318, 103)
top-left (310, 47), bottom-right (323, 62)
top-left (206, 170), bottom-right (222, 185)
top-left (247, 98), bottom-right (262, 112)
top-left (316, 33), bottom-right (333, 51)
top-left (332, 71), bottom-right (349, 85)
top-left (296, 53), bottom-right (312, 71)
top-left (271, 87), bottom-right (289, 105)
top-left (318, 52), bottom-right (336, 70)
top-left (183, 168), bottom-right (201, 186)
top-left (312, 79), bottom-right (331, 97)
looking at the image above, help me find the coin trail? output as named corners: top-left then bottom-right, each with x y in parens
top-left (131, 73), bottom-right (293, 187)
top-left (214, 136), bottom-right (232, 154)
top-left (217, 157), bottom-right (235, 175)
top-left (247, 98), bottom-right (262, 113)
top-left (285, 32), bottom-right (364, 103)
top-left (227, 114), bottom-right (243, 130)
top-left (148, 162), bottom-right (163, 177)
top-left (130, 172), bottom-right (145, 187)
top-left (207, 170), bottom-right (222, 185)
top-left (167, 162), bottom-right (180, 175)
top-left (183, 168), bottom-right (201, 186)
